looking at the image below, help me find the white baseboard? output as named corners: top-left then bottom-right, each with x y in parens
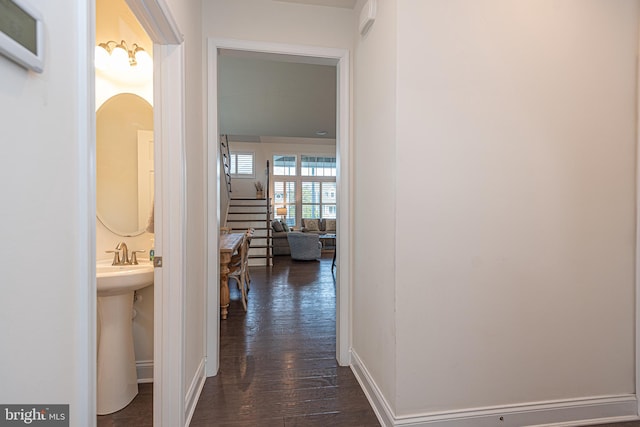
top-left (350, 351), bottom-right (639, 427)
top-left (184, 358), bottom-right (206, 427)
top-left (350, 350), bottom-right (396, 426)
top-left (136, 359), bottom-right (154, 384)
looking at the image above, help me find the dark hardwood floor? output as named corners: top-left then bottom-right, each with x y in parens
top-left (98, 253), bottom-right (640, 427)
top-left (190, 253), bottom-right (380, 426)
top-left (97, 383), bottom-right (153, 427)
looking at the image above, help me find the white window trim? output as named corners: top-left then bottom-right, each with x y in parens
top-left (272, 153), bottom-right (298, 177)
top-left (272, 153), bottom-right (337, 228)
top-left (230, 151), bottom-right (255, 178)
top-left (300, 154), bottom-right (337, 177)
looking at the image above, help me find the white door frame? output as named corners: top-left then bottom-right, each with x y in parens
top-left (125, 1), bottom-right (185, 426)
top-left (206, 38), bottom-right (352, 374)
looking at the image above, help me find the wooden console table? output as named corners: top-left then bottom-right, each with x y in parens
top-left (219, 232), bottom-right (244, 319)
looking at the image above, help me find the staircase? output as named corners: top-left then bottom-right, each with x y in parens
top-left (225, 198), bottom-right (272, 266)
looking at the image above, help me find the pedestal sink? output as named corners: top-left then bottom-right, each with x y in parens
top-left (96, 259), bottom-right (153, 415)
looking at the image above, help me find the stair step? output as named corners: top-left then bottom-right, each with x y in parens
top-left (228, 209), bottom-right (269, 214)
top-left (227, 221), bottom-right (268, 227)
top-left (228, 215), bottom-right (268, 221)
top-left (228, 204), bottom-right (267, 207)
top-left (227, 230), bottom-right (268, 237)
top-left (229, 201), bottom-right (270, 206)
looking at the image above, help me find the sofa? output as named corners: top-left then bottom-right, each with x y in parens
top-left (300, 218), bottom-right (336, 235)
top-left (271, 218), bottom-right (337, 256)
top-left (287, 232), bottom-right (322, 261)
top-left (271, 219), bottom-right (291, 255)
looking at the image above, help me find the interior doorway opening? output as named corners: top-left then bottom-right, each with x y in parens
top-left (207, 39), bottom-right (351, 376)
top-left (95, 0), bottom-right (155, 420)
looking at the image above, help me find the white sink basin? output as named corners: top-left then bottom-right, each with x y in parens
top-left (96, 258), bottom-right (154, 414)
top-left (97, 260), bottom-right (154, 296)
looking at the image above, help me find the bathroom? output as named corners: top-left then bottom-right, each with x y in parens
top-left (95, 0), bottom-right (155, 416)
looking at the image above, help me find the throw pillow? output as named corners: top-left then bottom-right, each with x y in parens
top-left (325, 219), bottom-right (336, 232)
top-left (305, 219), bottom-right (320, 232)
top-left (272, 220), bottom-right (284, 232)
top-left (281, 221), bottom-right (290, 232)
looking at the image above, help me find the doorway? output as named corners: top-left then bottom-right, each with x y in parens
top-left (93, 0), bottom-right (186, 425)
top-left (95, 0), bottom-right (155, 421)
top-left (206, 39), bottom-right (352, 375)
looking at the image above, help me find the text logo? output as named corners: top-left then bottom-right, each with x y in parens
top-left (0, 405), bottom-right (68, 426)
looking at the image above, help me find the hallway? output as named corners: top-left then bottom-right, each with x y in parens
top-left (190, 254), bottom-right (379, 426)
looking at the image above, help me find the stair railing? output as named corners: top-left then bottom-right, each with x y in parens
top-left (220, 134), bottom-right (232, 197)
top-left (266, 160), bottom-right (272, 266)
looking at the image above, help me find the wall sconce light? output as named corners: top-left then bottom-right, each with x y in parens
top-left (95, 40), bottom-right (152, 73)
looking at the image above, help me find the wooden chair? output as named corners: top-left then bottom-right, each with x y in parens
top-left (220, 226), bottom-right (232, 234)
top-left (244, 228), bottom-right (254, 290)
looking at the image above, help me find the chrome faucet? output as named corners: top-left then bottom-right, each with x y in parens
top-left (106, 242), bottom-right (144, 265)
top-left (116, 242), bottom-right (129, 265)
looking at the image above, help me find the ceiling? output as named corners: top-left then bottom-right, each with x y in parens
top-left (218, 50), bottom-right (337, 141)
top-left (274, 0), bottom-right (357, 9)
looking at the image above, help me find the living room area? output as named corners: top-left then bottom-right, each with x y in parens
top-left (224, 140), bottom-right (338, 265)
top-left (217, 48), bottom-right (339, 268)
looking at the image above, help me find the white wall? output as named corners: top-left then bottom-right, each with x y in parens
top-left (164, 0), bottom-right (207, 406)
top-left (0, 1), bottom-right (94, 425)
top-left (351, 0), bottom-right (398, 410)
top-left (393, 0), bottom-right (638, 416)
top-left (202, 0), bottom-right (355, 50)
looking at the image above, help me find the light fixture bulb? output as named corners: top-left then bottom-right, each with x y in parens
top-left (95, 40), bottom-right (152, 82)
top-left (110, 44), bottom-right (129, 71)
top-left (94, 45), bottom-right (110, 70)
top-left (134, 49), bottom-right (152, 72)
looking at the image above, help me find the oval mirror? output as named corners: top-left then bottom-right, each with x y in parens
top-left (97, 93), bottom-right (154, 236)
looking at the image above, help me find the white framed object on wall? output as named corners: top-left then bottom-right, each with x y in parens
top-left (0, 0), bottom-right (44, 72)
top-left (359, 0), bottom-right (376, 36)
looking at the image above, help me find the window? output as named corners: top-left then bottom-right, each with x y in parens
top-left (274, 181), bottom-right (296, 227)
top-left (301, 155), bottom-right (336, 177)
top-left (271, 153), bottom-right (337, 228)
top-left (321, 182), bottom-right (337, 219)
top-left (302, 181), bottom-right (336, 219)
top-left (301, 182), bottom-right (320, 218)
top-left (230, 152), bottom-right (254, 177)
top-left (273, 155), bottom-right (296, 176)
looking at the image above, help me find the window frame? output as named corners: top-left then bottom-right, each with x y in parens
top-left (272, 153), bottom-right (297, 177)
top-left (301, 180), bottom-right (337, 220)
top-left (271, 152), bottom-right (337, 229)
top-left (229, 151), bottom-right (255, 178)
top-left (300, 154), bottom-right (337, 177)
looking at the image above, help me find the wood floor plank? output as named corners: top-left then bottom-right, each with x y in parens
top-left (96, 383), bottom-right (153, 427)
top-left (284, 410), bottom-right (380, 427)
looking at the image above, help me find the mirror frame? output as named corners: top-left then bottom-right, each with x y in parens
top-left (96, 92), bottom-right (153, 237)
